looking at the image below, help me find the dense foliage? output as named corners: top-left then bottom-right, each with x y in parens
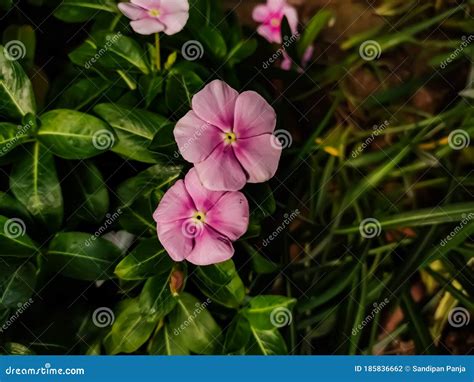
top-left (0, 0), bottom-right (473, 355)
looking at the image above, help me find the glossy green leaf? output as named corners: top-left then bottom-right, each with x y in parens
top-left (54, 0), bottom-right (117, 23)
top-left (139, 273), bottom-right (176, 318)
top-left (244, 327), bottom-right (288, 355)
top-left (0, 45), bottom-right (36, 119)
top-left (165, 69), bottom-right (204, 115)
top-left (148, 323), bottom-right (190, 355)
top-left (10, 142), bottom-right (63, 232)
top-left (0, 215), bottom-right (38, 257)
top-left (195, 26), bottom-right (227, 58)
top-left (242, 295), bottom-right (296, 330)
top-left (0, 260), bottom-right (37, 309)
top-left (47, 232), bottom-right (122, 280)
top-left (0, 122), bottom-right (29, 159)
top-left (115, 238), bottom-right (173, 280)
top-left (0, 192), bottom-right (32, 224)
top-left (194, 260), bottom-right (245, 308)
top-left (103, 298), bottom-right (157, 354)
top-left (224, 314), bottom-right (251, 353)
top-left (94, 103), bottom-right (171, 163)
top-left (38, 109), bottom-right (115, 160)
top-left (227, 40), bottom-right (258, 65)
top-left (56, 77), bottom-right (112, 110)
top-left (168, 292), bottom-right (222, 354)
top-left (297, 10), bottom-right (332, 57)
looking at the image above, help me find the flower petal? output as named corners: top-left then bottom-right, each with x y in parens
top-left (268, 0), bottom-right (286, 11)
top-left (174, 111), bottom-right (223, 163)
top-left (184, 168), bottom-right (224, 212)
top-left (233, 91), bottom-right (276, 138)
top-left (153, 179), bottom-right (195, 223)
top-left (160, 11), bottom-right (189, 35)
top-left (257, 24), bottom-right (281, 43)
top-left (131, 0), bottom-right (161, 9)
top-left (160, 0), bottom-right (189, 13)
top-left (252, 4), bottom-right (270, 23)
top-left (207, 191), bottom-right (249, 240)
top-left (283, 5), bottom-right (299, 34)
top-left (156, 219), bottom-right (194, 262)
top-left (185, 227), bottom-right (234, 265)
top-left (192, 80), bottom-right (239, 131)
top-left (234, 134), bottom-right (282, 183)
top-left (130, 18), bottom-right (165, 35)
top-left (118, 2), bottom-right (147, 20)
top-left (195, 144), bottom-right (247, 191)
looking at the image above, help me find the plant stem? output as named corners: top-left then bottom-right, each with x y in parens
top-left (155, 33), bottom-right (161, 71)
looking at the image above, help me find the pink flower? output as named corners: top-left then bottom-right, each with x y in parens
top-left (281, 45), bottom-right (314, 71)
top-left (252, 0), bottom-right (298, 44)
top-left (174, 80), bottom-right (282, 191)
top-left (153, 168), bottom-right (249, 266)
top-left (118, 0), bottom-right (189, 35)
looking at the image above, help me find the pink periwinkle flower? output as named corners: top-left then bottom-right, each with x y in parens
top-left (174, 80), bottom-right (282, 192)
top-left (252, 0), bottom-right (298, 44)
top-left (118, 0), bottom-right (189, 35)
top-left (153, 168), bottom-right (249, 266)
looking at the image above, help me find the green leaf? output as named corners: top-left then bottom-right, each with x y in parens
top-left (195, 26), bottom-right (227, 58)
top-left (47, 232), bottom-right (122, 280)
top-left (242, 295), bottom-right (296, 330)
top-left (336, 202), bottom-right (474, 234)
top-left (0, 260), bottom-right (37, 309)
top-left (245, 183), bottom-right (276, 219)
top-left (115, 238), bottom-right (173, 280)
top-left (10, 142), bottom-right (63, 232)
top-left (194, 260), bottom-right (245, 308)
top-left (38, 109), bottom-right (115, 160)
top-left (0, 0), bottom-right (12, 11)
top-left (168, 292), bottom-right (222, 354)
top-left (244, 327), bottom-right (288, 355)
top-left (165, 69), bottom-right (204, 116)
top-left (104, 298), bottom-right (157, 354)
top-left (55, 77), bottom-right (112, 110)
top-left (0, 45), bottom-right (36, 119)
top-left (1, 342), bottom-right (35, 355)
top-left (0, 122), bottom-right (29, 158)
top-left (94, 103), bottom-right (171, 163)
top-left (54, 0), bottom-right (117, 23)
top-left (148, 323), bottom-right (190, 355)
top-left (224, 314), bottom-right (251, 353)
top-left (2, 25), bottom-right (36, 65)
top-left (0, 192), bottom-right (32, 224)
top-left (227, 40), bottom-right (257, 66)
top-left (139, 273), bottom-right (176, 318)
top-left (63, 161), bottom-right (109, 224)
top-left (242, 242), bottom-right (279, 274)
top-left (0, 215), bottom-right (38, 257)
top-left (297, 10), bottom-right (332, 57)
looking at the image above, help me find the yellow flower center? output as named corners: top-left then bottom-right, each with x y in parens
top-left (270, 18), bottom-right (280, 27)
top-left (224, 132), bottom-right (237, 145)
top-left (148, 9), bottom-right (161, 17)
top-left (192, 211), bottom-right (206, 224)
